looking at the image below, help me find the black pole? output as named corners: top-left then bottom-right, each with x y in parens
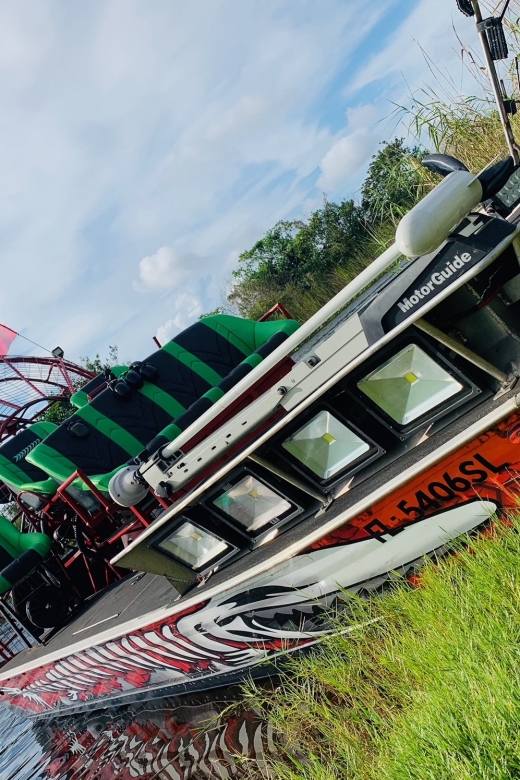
top-left (471, 0), bottom-right (519, 163)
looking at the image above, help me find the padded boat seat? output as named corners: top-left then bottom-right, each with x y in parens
top-left (0, 422), bottom-right (59, 496)
top-left (27, 315), bottom-right (300, 493)
top-left (71, 366), bottom-right (127, 408)
top-left (0, 515), bottom-right (52, 596)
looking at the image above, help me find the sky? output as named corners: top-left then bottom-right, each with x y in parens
top-left (0, 0), bottom-right (489, 364)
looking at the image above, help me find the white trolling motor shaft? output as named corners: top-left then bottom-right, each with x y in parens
top-left (395, 171), bottom-right (483, 257)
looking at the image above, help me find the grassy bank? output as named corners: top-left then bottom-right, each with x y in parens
top-left (243, 516), bottom-right (520, 779)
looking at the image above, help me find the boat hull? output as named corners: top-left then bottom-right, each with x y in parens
top-left (1, 402), bottom-right (519, 717)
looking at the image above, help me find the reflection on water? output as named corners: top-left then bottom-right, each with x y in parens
top-left (0, 687), bottom-right (275, 779)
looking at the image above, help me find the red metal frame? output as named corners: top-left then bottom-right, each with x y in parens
top-left (9, 499), bottom-right (41, 532)
top-left (0, 356), bottom-right (95, 441)
top-left (37, 471), bottom-right (136, 592)
top-left (0, 638), bottom-right (16, 663)
top-left (43, 469), bottom-right (153, 543)
top-left (42, 474), bottom-right (104, 532)
top-left (87, 382), bottom-right (108, 402)
top-left (258, 302), bottom-right (294, 321)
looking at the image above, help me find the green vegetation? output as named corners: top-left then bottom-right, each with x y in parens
top-left (40, 396), bottom-right (78, 426)
top-left (243, 517), bottom-right (520, 779)
top-left (227, 103), bottom-right (518, 324)
top-left (80, 345), bottom-right (120, 376)
top-left (227, 32), bottom-right (520, 325)
top-left (228, 140), bottom-right (432, 322)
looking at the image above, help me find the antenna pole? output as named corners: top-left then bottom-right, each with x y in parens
top-left (470, 0), bottom-right (519, 163)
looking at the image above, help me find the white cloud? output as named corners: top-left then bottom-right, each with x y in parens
top-left (156, 292), bottom-right (204, 344)
top-left (348, 0), bottom-right (476, 96)
top-left (135, 246), bottom-right (203, 292)
top-left (0, 0), bottom-right (484, 364)
top-left (318, 131), bottom-right (378, 192)
top-left (0, 3), bottom-right (53, 75)
top-left (346, 104), bottom-right (381, 131)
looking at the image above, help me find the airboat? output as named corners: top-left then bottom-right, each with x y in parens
top-left (0, 0), bottom-right (519, 719)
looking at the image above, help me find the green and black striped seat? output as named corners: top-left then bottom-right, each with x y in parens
top-left (0, 422), bottom-right (59, 496)
top-left (70, 366), bottom-right (128, 408)
top-left (0, 514), bottom-right (52, 596)
top-left (27, 315), bottom-right (300, 493)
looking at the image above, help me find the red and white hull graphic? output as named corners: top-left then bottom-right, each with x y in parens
top-left (2, 411), bottom-right (520, 715)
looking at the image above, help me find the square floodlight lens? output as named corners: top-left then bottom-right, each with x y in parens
top-left (282, 410), bottom-right (370, 480)
top-left (357, 344), bottom-right (463, 425)
top-left (158, 521), bottom-right (229, 570)
top-left (214, 476), bottom-right (291, 532)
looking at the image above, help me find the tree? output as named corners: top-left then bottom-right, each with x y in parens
top-left (199, 307), bottom-right (226, 319)
top-left (228, 200), bottom-right (368, 319)
top-left (361, 138), bottom-right (427, 226)
top-left (232, 199), bottom-right (365, 292)
top-left (227, 137), bottom-right (428, 320)
top-left (78, 345), bottom-right (120, 375)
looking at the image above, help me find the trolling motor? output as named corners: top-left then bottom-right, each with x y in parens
top-left (422, 152), bottom-right (517, 197)
top-left (422, 151), bottom-right (520, 217)
top-left (395, 155), bottom-right (515, 257)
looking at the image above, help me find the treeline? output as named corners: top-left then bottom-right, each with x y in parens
top-left (226, 139), bottom-right (430, 322)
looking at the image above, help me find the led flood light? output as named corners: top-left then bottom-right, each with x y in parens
top-left (156, 520), bottom-right (233, 572)
top-left (349, 334), bottom-right (480, 436)
top-left (282, 410), bottom-right (371, 480)
top-left (357, 344), bottom-right (463, 426)
top-left (205, 466), bottom-right (306, 545)
top-left (213, 475), bottom-right (292, 533)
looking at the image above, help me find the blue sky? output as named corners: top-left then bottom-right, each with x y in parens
top-left (0, 0), bottom-right (484, 363)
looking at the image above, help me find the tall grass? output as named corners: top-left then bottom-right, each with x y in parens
top-left (227, 94), bottom-right (518, 323)
top-left (256, 220), bottom-right (398, 323)
top-left (399, 92), bottom-right (515, 171)
top-left (395, 0), bottom-right (520, 172)
top-left (243, 516), bottom-right (520, 779)
top-left (234, 87), bottom-right (511, 322)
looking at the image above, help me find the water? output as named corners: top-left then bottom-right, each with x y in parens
top-left (0, 687), bottom-right (274, 779)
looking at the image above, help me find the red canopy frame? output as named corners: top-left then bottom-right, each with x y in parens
top-left (0, 356), bottom-right (95, 441)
